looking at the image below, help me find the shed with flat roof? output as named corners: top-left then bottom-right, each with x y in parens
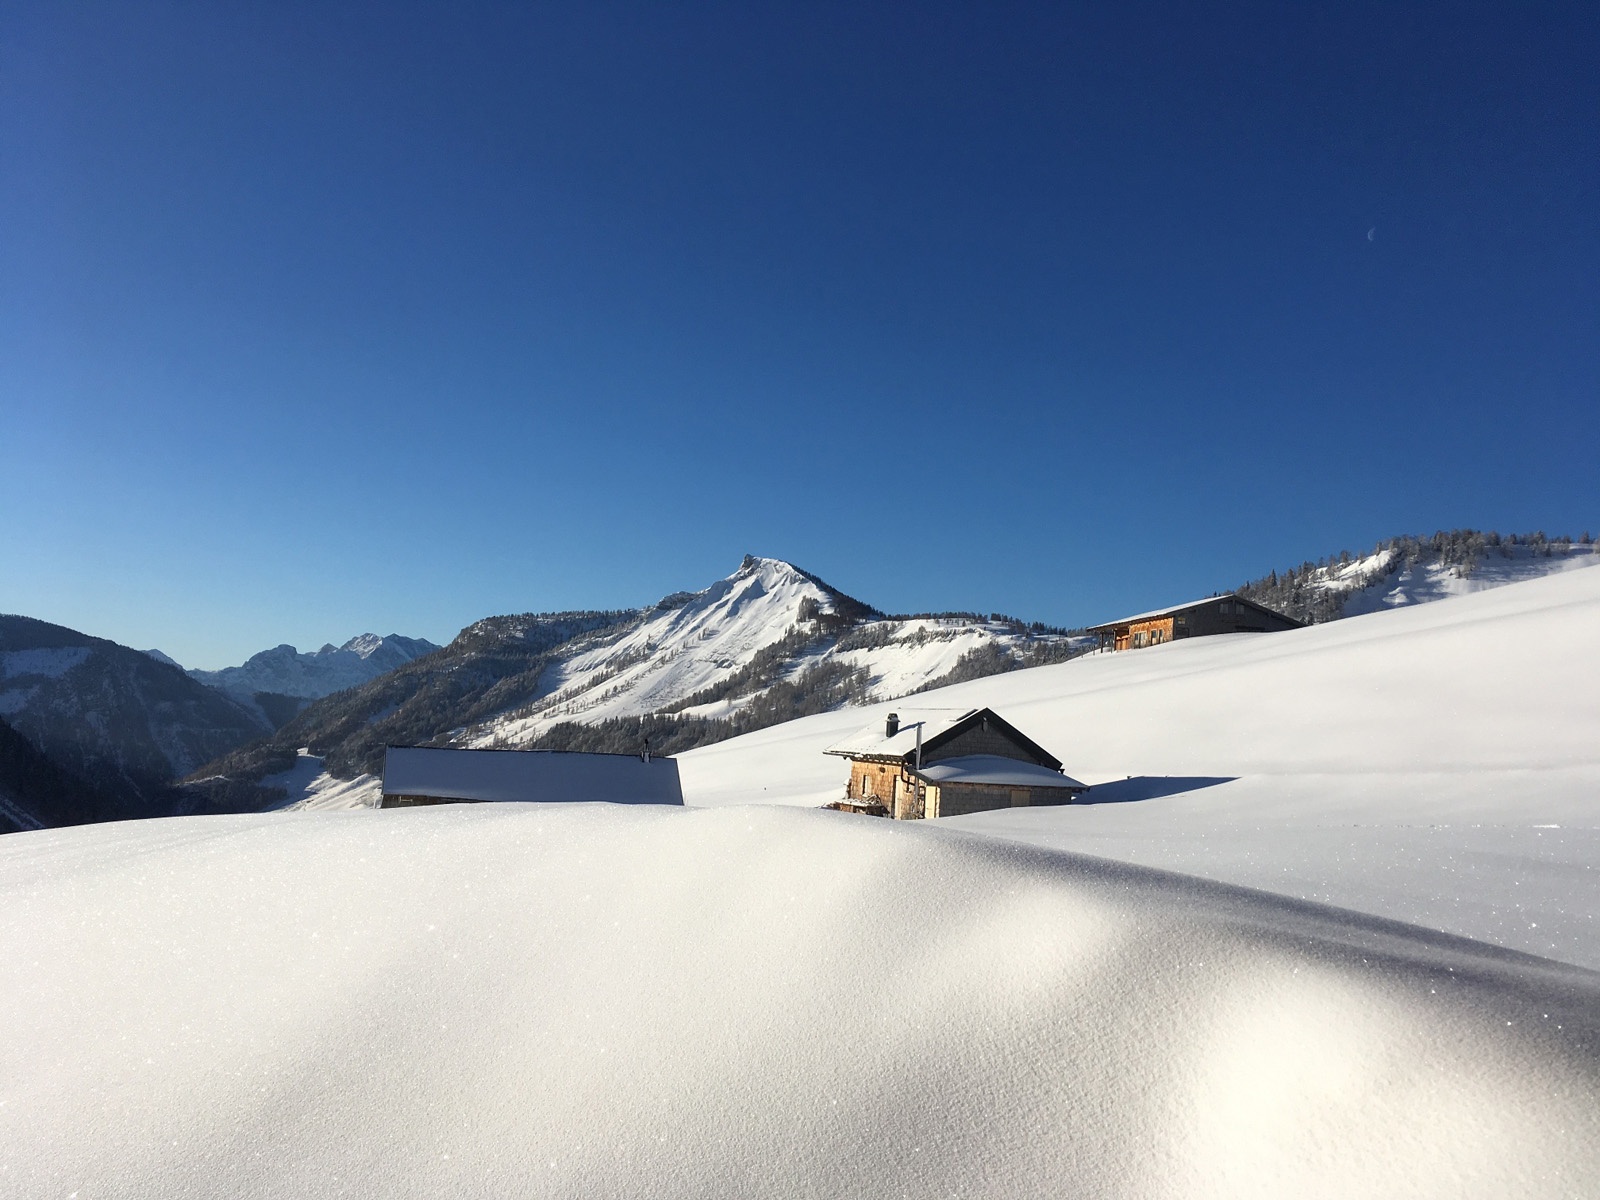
top-left (380, 746), bottom-right (683, 808)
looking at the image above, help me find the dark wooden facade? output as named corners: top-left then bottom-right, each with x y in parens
top-left (1087, 594), bottom-right (1301, 652)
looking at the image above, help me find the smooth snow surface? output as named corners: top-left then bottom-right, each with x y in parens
top-left (916, 754), bottom-right (1086, 790)
top-left (680, 568), bottom-right (1600, 969)
top-left (3, 803), bottom-right (1598, 1198)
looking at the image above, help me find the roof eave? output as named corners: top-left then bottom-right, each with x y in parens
top-left (825, 749), bottom-right (911, 763)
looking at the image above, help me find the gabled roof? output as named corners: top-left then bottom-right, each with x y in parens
top-left (382, 746), bottom-right (683, 806)
top-left (912, 755), bottom-right (1084, 790)
top-left (825, 707), bottom-right (1062, 771)
top-left (1084, 593), bottom-right (1301, 633)
top-left (825, 708), bottom-right (974, 759)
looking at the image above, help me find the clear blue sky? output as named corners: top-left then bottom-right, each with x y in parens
top-left (3, 2), bottom-right (1595, 668)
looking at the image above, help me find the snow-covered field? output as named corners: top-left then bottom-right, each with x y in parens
top-left (680, 567), bottom-right (1600, 969)
top-left (2, 802), bottom-right (1598, 1197)
top-left (4, 566), bottom-right (1600, 1194)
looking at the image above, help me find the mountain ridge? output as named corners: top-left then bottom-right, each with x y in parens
top-left (185, 632), bottom-right (443, 707)
top-left (1237, 530), bottom-right (1597, 625)
top-left (0, 614), bottom-right (269, 822)
top-left (186, 556), bottom-right (1084, 807)
top-left (7, 531), bottom-right (1596, 828)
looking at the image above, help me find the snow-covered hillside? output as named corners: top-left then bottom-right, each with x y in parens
top-left (470, 555), bottom-right (1077, 747)
top-left (205, 556), bottom-right (1080, 807)
top-left (3, 803), bottom-right (1597, 1198)
top-left (0, 615), bottom-right (266, 822)
top-left (188, 632), bottom-right (441, 701)
top-left (680, 567), bottom-right (1600, 969)
top-left (9, 565), bottom-right (1600, 1194)
top-left (1331, 541), bottom-right (1597, 615)
top-left (186, 542), bottom-right (1586, 812)
top-left (468, 556), bottom-right (840, 741)
top-left (1238, 532), bottom-right (1598, 624)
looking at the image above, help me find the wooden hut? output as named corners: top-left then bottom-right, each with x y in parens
top-left (1085, 594), bottom-right (1301, 652)
top-left (824, 707), bottom-right (1084, 820)
top-left (380, 746), bottom-right (683, 808)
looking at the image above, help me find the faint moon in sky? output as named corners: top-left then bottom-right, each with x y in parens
top-left (1367, 227), bottom-right (1376, 241)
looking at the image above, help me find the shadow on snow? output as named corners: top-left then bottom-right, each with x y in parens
top-left (1079, 775), bottom-right (1237, 805)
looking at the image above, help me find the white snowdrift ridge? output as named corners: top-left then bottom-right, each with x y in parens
top-left (2, 803), bottom-right (1598, 1198)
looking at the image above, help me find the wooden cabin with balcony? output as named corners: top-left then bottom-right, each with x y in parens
top-left (1086, 594), bottom-right (1301, 652)
top-left (824, 707), bottom-right (1085, 820)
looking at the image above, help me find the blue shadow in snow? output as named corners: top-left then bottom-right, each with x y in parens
top-left (1078, 776), bottom-right (1238, 805)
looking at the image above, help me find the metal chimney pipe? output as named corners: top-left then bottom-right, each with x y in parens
top-left (885, 712), bottom-right (900, 738)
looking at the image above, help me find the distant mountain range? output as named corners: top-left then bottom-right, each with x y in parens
top-left (3, 532), bottom-right (1595, 830)
top-left (189, 556), bottom-right (1084, 810)
top-left (166, 633), bottom-right (443, 728)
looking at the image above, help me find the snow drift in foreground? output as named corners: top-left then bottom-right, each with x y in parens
top-left (3, 803), bottom-right (1598, 1198)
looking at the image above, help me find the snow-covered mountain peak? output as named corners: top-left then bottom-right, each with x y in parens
top-left (661, 557), bottom-right (831, 630)
top-left (340, 633), bottom-right (387, 658)
top-left (463, 558), bottom-right (1074, 750)
top-left (184, 558), bottom-right (1084, 795)
top-left (190, 633), bottom-right (442, 703)
top-left (733, 553), bottom-right (799, 583)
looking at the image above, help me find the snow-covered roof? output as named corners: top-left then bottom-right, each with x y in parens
top-left (912, 755), bottom-right (1084, 791)
top-left (1085, 595), bottom-right (1235, 629)
top-left (382, 747), bottom-right (682, 806)
top-left (1085, 593), bottom-right (1294, 631)
top-left (823, 709), bottom-right (980, 759)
